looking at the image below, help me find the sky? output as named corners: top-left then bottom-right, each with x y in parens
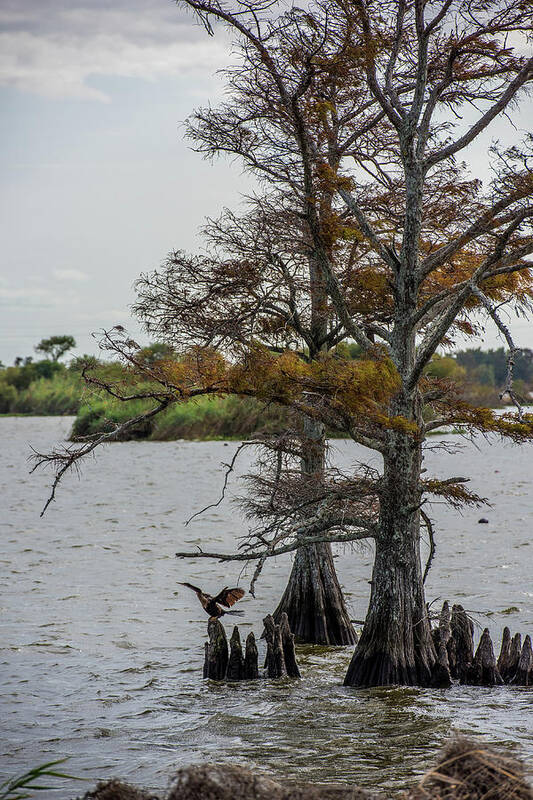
top-left (1, 0), bottom-right (532, 365)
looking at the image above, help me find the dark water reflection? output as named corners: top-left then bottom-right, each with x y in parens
top-left (1, 417), bottom-right (532, 796)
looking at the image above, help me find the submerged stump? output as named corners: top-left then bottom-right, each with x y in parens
top-left (227, 626), bottom-right (245, 681)
top-left (264, 614), bottom-right (287, 678)
top-left (467, 628), bottom-right (503, 686)
top-left (244, 632), bottom-right (259, 679)
top-left (430, 601), bottom-right (452, 688)
top-left (510, 634), bottom-right (533, 686)
top-left (203, 618), bottom-right (229, 680)
top-left (451, 604), bottom-right (474, 684)
top-left (497, 626), bottom-right (512, 682)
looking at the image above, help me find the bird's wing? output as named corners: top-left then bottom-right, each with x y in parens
top-left (179, 582), bottom-right (204, 598)
top-left (214, 587), bottom-right (245, 608)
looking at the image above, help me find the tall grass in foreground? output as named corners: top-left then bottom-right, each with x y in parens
top-left (0, 759), bottom-right (81, 800)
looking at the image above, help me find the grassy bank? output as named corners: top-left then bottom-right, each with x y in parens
top-left (0, 364), bottom-right (83, 416)
top-left (72, 394), bottom-right (291, 441)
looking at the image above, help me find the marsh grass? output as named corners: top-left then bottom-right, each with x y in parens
top-left (0, 759), bottom-right (83, 800)
top-left (71, 394), bottom-right (291, 441)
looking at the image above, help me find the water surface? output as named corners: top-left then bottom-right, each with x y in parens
top-left (1, 417), bottom-right (532, 796)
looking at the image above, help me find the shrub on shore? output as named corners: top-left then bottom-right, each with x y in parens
top-left (71, 394), bottom-right (290, 441)
top-left (0, 362), bottom-right (83, 415)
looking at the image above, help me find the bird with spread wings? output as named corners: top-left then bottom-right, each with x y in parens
top-left (179, 582), bottom-right (245, 619)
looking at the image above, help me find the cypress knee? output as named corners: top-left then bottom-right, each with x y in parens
top-left (507, 633), bottom-right (522, 683)
top-left (497, 627), bottom-right (512, 682)
top-left (467, 628), bottom-right (503, 686)
top-left (204, 618), bottom-right (229, 680)
top-left (510, 635), bottom-right (533, 686)
top-left (279, 612), bottom-right (300, 678)
top-left (430, 601), bottom-right (452, 687)
top-left (264, 614), bottom-right (287, 678)
top-left (227, 626), bottom-right (245, 681)
top-left (451, 605), bottom-right (474, 684)
top-left (244, 632), bottom-right (259, 679)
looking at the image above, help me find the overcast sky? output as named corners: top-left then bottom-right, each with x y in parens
top-left (1, 0), bottom-right (532, 365)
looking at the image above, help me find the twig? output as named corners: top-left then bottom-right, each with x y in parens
top-left (31, 401), bottom-right (170, 516)
top-left (185, 441), bottom-right (251, 525)
top-left (421, 508), bottom-right (436, 584)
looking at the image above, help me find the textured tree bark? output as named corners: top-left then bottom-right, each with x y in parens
top-left (451, 605), bottom-right (475, 684)
top-left (510, 634), bottom-right (533, 686)
top-left (227, 626), bottom-right (245, 681)
top-left (273, 541), bottom-right (357, 645)
top-left (273, 416), bottom-right (356, 646)
top-left (343, 533), bottom-right (436, 687)
top-left (264, 614), bottom-right (287, 678)
top-left (244, 632), bottom-right (259, 679)
top-left (344, 422), bottom-right (437, 687)
top-left (467, 628), bottom-right (503, 686)
top-left (203, 619), bottom-right (229, 680)
top-left (279, 612), bottom-right (301, 678)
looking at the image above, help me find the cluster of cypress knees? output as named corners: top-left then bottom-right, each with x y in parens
top-left (203, 612), bottom-right (301, 681)
top-left (202, 601), bottom-right (533, 687)
top-left (430, 601), bottom-right (533, 687)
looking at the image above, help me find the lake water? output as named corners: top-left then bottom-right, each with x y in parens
top-left (1, 416), bottom-right (532, 797)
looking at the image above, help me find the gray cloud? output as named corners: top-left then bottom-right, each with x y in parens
top-left (0, 0), bottom-right (229, 100)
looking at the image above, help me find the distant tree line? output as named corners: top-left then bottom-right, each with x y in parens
top-left (1, 339), bottom-right (532, 418)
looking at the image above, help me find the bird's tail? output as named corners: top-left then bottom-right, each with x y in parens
top-left (224, 609), bottom-right (245, 615)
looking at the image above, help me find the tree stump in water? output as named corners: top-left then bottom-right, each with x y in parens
top-left (244, 632), bottom-right (259, 679)
top-left (279, 612), bottom-right (301, 678)
top-left (510, 634), bottom-right (533, 686)
top-left (451, 604), bottom-right (474, 684)
top-left (263, 613), bottom-right (301, 679)
top-left (203, 618), bottom-right (229, 680)
top-left (508, 632), bottom-right (522, 682)
top-left (263, 614), bottom-right (287, 678)
top-left (430, 601), bottom-right (452, 688)
top-left (227, 626), bottom-right (245, 681)
top-left (497, 626), bottom-right (512, 681)
top-left (467, 628), bottom-right (503, 686)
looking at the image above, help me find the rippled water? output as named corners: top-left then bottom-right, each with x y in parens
top-left (1, 417), bottom-right (532, 797)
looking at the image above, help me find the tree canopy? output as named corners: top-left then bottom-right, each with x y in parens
top-left (35, 335), bottom-right (76, 363)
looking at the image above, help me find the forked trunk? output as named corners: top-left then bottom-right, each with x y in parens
top-left (344, 430), bottom-right (436, 686)
top-left (273, 540), bottom-right (356, 645)
top-left (273, 415), bottom-right (356, 645)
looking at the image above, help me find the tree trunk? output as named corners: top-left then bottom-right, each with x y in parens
top-left (344, 430), bottom-right (436, 687)
top-left (273, 541), bottom-right (356, 644)
top-left (344, 533), bottom-right (435, 686)
top-left (273, 415), bottom-right (356, 645)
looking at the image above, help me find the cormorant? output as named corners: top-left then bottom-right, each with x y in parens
top-left (179, 582), bottom-right (245, 619)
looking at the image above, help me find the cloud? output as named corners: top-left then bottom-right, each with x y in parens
top-left (0, 0), bottom-right (230, 101)
top-left (0, 285), bottom-right (77, 308)
top-left (53, 268), bottom-right (89, 281)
